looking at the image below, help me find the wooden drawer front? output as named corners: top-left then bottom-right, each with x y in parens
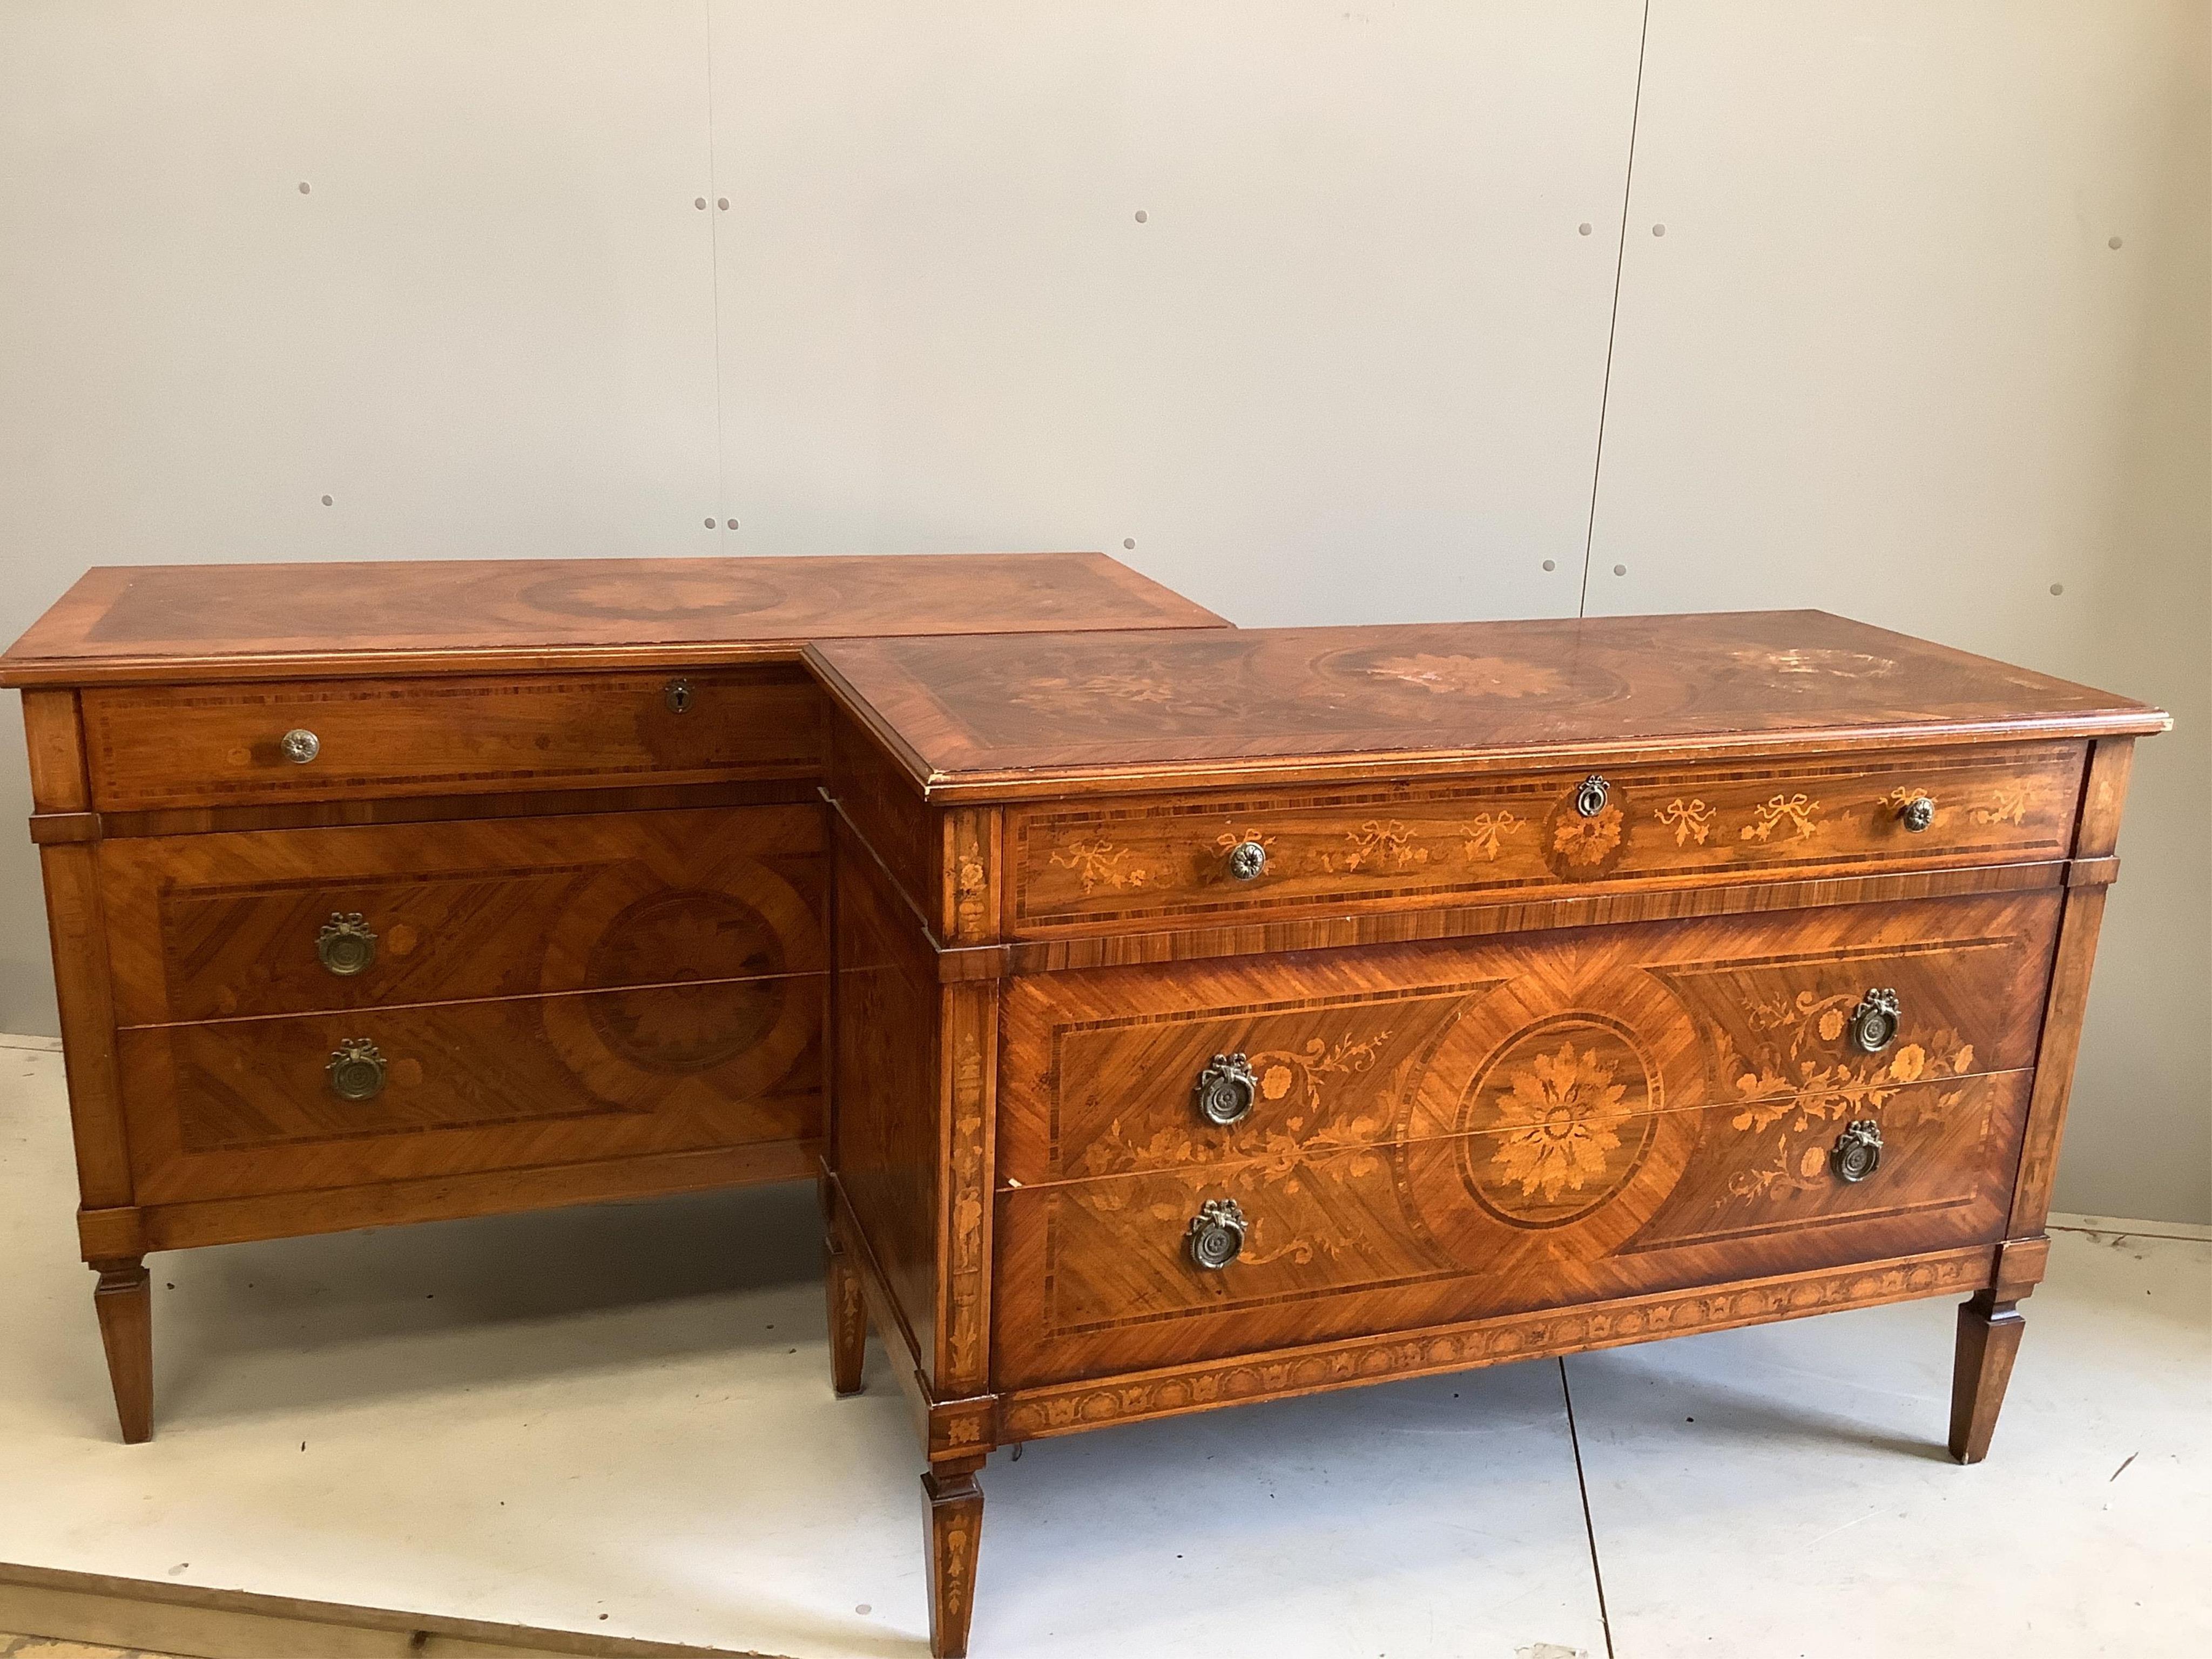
top-left (118, 979), bottom-right (823, 1203)
top-left (102, 806), bottom-right (824, 1025)
top-left (1005, 741), bottom-right (2082, 935)
top-left (82, 667), bottom-right (821, 810)
top-left (997, 889), bottom-right (2061, 1188)
top-left (994, 1069), bottom-right (2028, 1389)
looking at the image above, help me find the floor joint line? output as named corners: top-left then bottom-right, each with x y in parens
top-left (1560, 1355), bottom-right (1617, 1659)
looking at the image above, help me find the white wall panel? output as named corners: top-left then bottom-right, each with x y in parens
top-left (709, 1), bottom-right (1645, 625)
top-left (0, 1), bottom-right (724, 1032)
top-left (1587, 1), bottom-right (2211, 1221)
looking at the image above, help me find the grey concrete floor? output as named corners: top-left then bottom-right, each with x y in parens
top-left (1, 1037), bottom-right (2204, 1658)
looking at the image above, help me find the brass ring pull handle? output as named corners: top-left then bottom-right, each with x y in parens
top-left (314, 912), bottom-right (377, 976)
top-left (1194, 1053), bottom-right (1258, 1127)
top-left (1225, 840), bottom-right (1267, 881)
top-left (326, 1037), bottom-right (386, 1102)
top-left (664, 678), bottom-right (693, 714)
top-left (1848, 988), bottom-right (1901, 1054)
top-left (280, 728), bottom-right (321, 765)
top-left (1574, 774), bottom-right (1610, 818)
top-left (1831, 1119), bottom-right (1883, 1183)
top-left (1186, 1198), bottom-right (1247, 1270)
top-left (1898, 795), bottom-right (1936, 832)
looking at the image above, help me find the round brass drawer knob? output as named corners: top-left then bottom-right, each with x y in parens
top-left (1194, 1053), bottom-right (1258, 1127)
top-left (326, 1037), bottom-right (387, 1102)
top-left (314, 913), bottom-right (377, 976)
top-left (1574, 774), bottom-right (1610, 818)
top-left (280, 728), bottom-right (321, 765)
top-left (1186, 1198), bottom-right (1247, 1271)
top-left (1848, 988), bottom-right (1901, 1054)
top-left (1225, 839), bottom-right (1267, 881)
top-left (1831, 1119), bottom-right (1884, 1183)
top-left (1899, 795), bottom-right (1936, 832)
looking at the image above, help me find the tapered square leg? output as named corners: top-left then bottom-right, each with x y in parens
top-left (826, 1225), bottom-right (867, 1398)
top-left (922, 1461), bottom-right (984, 1659)
top-left (1949, 1291), bottom-right (2025, 1464)
top-left (90, 1256), bottom-right (152, 1444)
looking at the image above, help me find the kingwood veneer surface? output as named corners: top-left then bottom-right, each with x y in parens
top-left (804, 610), bottom-right (2164, 1657)
top-left (1, 552), bottom-right (1228, 1442)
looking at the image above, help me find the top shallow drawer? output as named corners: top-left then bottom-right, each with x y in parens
top-left (82, 668), bottom-right (821, 810)
top-left (1006, 741), bottom-right (2085, 936)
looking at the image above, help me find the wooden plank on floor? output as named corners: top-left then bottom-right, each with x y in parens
top-left (0, 1564), bottom-right (784, 1659)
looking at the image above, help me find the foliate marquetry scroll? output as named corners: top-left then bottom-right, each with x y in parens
top-left (938, 984), bottom-right (997, 1393)
top-left (1458, 811), bottom-right (1522, 861)
top-left (1655, 798), bottom-right (1716, 846)
top-left (1050, 835), bottom-right (1150, 896)
top-left (999, 1250), bottom-right (1992, 1438)
top-left (945, 808), bottom-right (999, 945)
top-left (1320, 819), bottom-right (1429, 873)
top-left (1072, 1029), bottom-right (1393, 1188)
top-left (1714, 990), bottom-right (1977, 1136)
top-left (1969, 790), bottom-right (2029, 826)
top-left (1740, 793), bottom-right (1821, 842)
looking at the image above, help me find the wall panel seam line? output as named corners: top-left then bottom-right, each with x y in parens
top-left (704, 0), bottom-right (728, 530)
top-left (1577, 0), bottom-right (1653, 619)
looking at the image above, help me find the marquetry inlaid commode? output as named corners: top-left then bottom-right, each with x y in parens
top-left (1, 552), bottom-right (1227, 1441)
top-left (806, 612), bottom-right (2166, 1658)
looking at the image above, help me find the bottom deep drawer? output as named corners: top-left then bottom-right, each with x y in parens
top-left (119, 977), bottom-right (822, 1203)
top-left (993, 1069), bottom-right (2028, 1389)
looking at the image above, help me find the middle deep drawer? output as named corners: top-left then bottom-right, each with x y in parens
top-left (997, 887), bottom-right (2060, 1189)
top-left (100, 804), bottom-right (826, 1026)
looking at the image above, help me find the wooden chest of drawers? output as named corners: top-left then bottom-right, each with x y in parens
top-left (2, 552), bottom-right (1226, 1441)
top-left (807, 612), bottom-right (2164, 1657)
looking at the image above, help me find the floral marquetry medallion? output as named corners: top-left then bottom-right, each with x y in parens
top-left (1360, 653), bottom-right (1568, 699)
top-left (1453, 1019), bottom-right (1660, 1228)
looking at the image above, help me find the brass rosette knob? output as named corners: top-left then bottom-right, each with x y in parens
top-left (1225, 839), bottom-right (1267, 881)
top-left (280, 727), bottom-right (320, 764)
top-left (1899, 794), bottom-right (1936, 832)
